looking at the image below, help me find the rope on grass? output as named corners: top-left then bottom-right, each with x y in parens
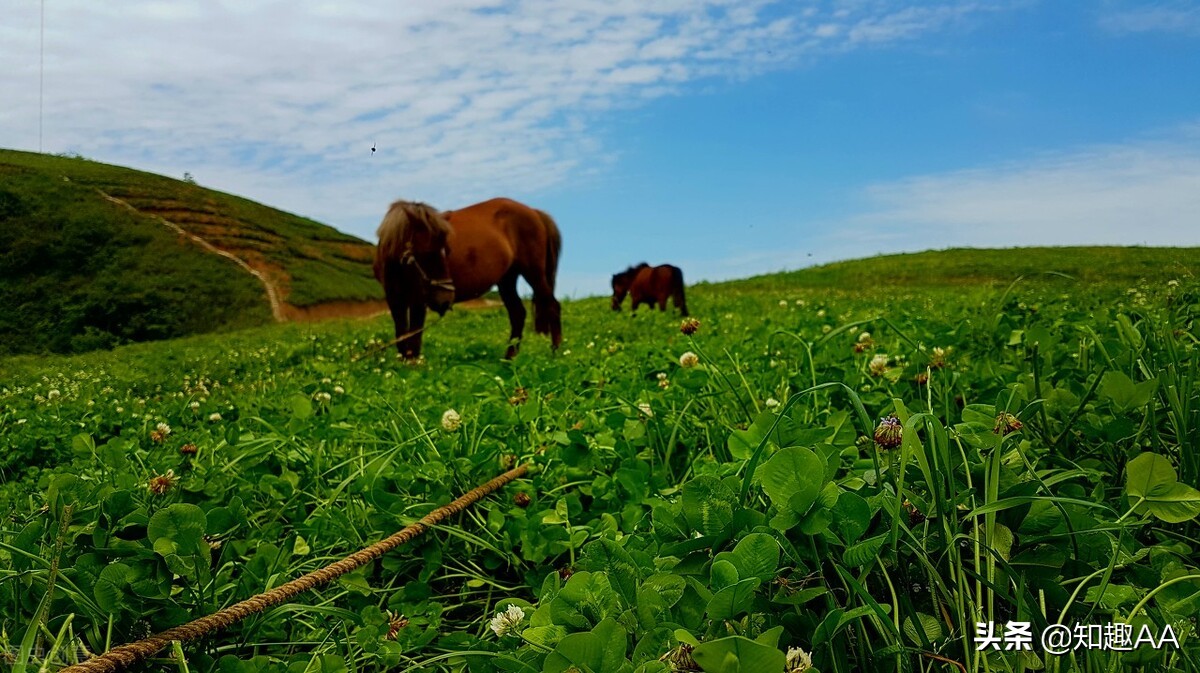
top-left (61, 464), bottom-right (529, 673)
top-left (350, 325), bottom-right (427, 362)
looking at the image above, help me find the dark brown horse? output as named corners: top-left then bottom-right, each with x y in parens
top-left (611, 263), bottom-right (688, 316)
top-left (374, 197), bottom-right (562, 359)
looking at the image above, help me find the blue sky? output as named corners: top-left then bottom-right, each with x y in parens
top-left (2, 1), bottom-right (1199, 297)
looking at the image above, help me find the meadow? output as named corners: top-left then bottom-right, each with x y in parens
top-left (1, 248), bottom-right (1199, 673)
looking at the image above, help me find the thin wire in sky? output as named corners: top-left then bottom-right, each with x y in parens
top-left (39, 0), bottom-right (45, 152)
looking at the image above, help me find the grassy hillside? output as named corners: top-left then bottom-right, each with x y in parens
top-left (727, 246), bottom-right (1200, 291)
top-left (0, 162), bottom-right (273, 354)
top-left (0, 149), bottom-right (383, 354)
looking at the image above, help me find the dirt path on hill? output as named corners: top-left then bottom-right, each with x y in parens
top-left (93, 189), bottom-right (508, 324)
top-left (97, 190), bottom-right (287, 322)
top-left (287, 297), bottom-right (504, 322)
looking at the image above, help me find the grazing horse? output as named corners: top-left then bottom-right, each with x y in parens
top-left (611, 263), bottom-right (689, 317)
top-left (374, 197), bottom-right (562, 360)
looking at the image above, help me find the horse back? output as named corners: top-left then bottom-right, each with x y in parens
top-left (442, 198), bottom-right (557, 297)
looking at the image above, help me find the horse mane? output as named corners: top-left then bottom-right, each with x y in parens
top-left (615, 262), bottom-right (650, 279)
top-left (376, 200), bottom-right (450, 263)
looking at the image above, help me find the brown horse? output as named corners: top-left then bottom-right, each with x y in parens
top-left (611, 263), bottom-right (688, 316)
top-left (374, 197), bottom-right (562, 359)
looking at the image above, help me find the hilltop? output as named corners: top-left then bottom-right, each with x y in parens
top-left (722, 245), bottom-right (1200, 292)
top-left (0, 149), bottom-right (383, 355)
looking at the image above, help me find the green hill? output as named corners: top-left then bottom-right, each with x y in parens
top-left (728, 246), bottom-right (1200, 290)
top-left (0, 150), bottom-right (383, 355)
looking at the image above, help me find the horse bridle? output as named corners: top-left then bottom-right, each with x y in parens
top-left (400, 246), bottom-right (455, 294)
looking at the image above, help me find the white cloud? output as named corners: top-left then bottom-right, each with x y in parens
top-left (0, 0), bottom-right (1008, 239)
top-left (827, 126), bottom-right (1200, 257)
top-left (1098, 2), bottom-right (1200, 36)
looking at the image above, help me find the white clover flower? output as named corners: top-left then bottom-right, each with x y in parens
top-left (869, 354), bottom-right (890, 377)
top-left (442, 409), bottom-right (462, 431)
top-left (765, 398), bottom-right (779, 409)
top-left (47, 389), bottom-right (61, 399)
top-left (795, 299), bottom-right (804, 306)
top-left (679, 351), bottom-right (699, 368)
top-left (489, 605), bottom-right (525, 637)
top-left (209, 412), bottom-right (222, 422)
top-left (156, 422), bottom-right (172, 436)
top-left (857, 331), bottom-right (872, 343)
top-left (816, 309), bottom-right (826, 318)
top-left (189, 401), bottom-right (200, 410)
top-left (821, 324), bottom-right (832, 334)
top-left (1168, 279), bottom-right (1179, 287)
top-left (779, 300), bottom-right (789, 307)
top-left (657, 372), bottom-right (668, 381)
top-left (785, 646), bottom-right (813, 673)
top-left (16, 419), bottom-right (26, 425)
top-left (116, 406), bottom-right (124, 413)
top-left (321, 377), bottom-right (332, 384)
top-left (637, 402), bottom-right (653, 418)
top-left (314, 391), bottom-right (332, 403)
top-left (333, 385), bottom-right (345, 394)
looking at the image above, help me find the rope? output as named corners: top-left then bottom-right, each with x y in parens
top-left (350, 325), bottom-right (428, 362)
top-left (61, 465), bottom-right (529, 673)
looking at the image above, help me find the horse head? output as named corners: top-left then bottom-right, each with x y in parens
top-left (378, 200), bottom-right (456, 314)
top-left (611, 263), bottom-right (649, 311)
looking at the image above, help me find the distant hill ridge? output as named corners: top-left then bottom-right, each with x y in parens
top-left (0, 149), bottom-right (384, 354)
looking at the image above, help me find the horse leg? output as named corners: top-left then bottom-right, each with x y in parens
top-left (675, 288), bottom-right (689, 317)
top-left (402, 304), bottom-right (428, 359)
top-left (391, 308), bottom-right (410, 357)
top-left (658, 296), bottom-right (667, 311)
top-left (385, 271), bottom-right (414, 358)
top-left (499, 271), bottom-right (526, 359)
top-left (526, 273), bottom-right (562, 351)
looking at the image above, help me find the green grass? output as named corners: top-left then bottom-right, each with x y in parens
top-left (2, 248), bottom-right (1198, 673)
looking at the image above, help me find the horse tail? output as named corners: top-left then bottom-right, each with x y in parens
top-left (671, 265), bottom-right (689, 317)
top-left (537, 209), bottom-right (561, 290)
top-left (533, 209), bottom-right (562, 342)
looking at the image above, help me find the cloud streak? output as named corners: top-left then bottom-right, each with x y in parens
top-left (1097, 1), bottom-right (1200, 36)
top-left (1, 0), bottom-right (1011, 237)
top-left (823, 126), bottom-right (1200, 259)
